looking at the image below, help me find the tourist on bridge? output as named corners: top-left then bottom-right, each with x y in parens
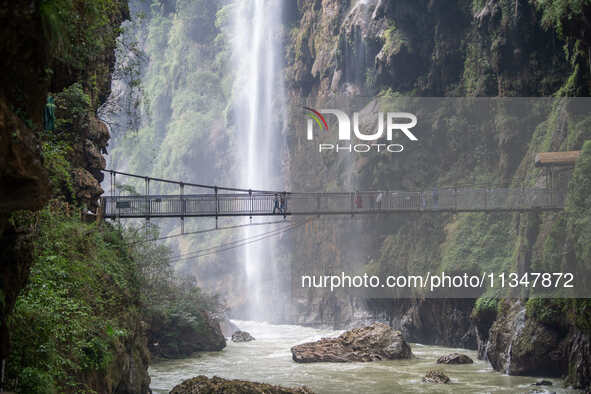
top-left (355, 191), bottom-right (362, 209)
top-left (273, 194), bottom-right (280, 214)
top-left (376, 192), bottom-right (383, 209)
top-left (280, 192), bottom-right (287, 216)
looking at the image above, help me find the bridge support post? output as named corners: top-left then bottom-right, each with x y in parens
top-left (215, 186), bottom-right (218, 229)
top-left (249, 189), bottom-right (252, 222)
top-left (112, 171), bottom-right (120, 223)
top-left (180, 182), bottom-right (184, 234)
top-left (145, 177), bottom-right (150, 237)
top-left (283, 191), bottom-right (287, 219)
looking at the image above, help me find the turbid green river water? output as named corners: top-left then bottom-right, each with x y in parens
top-left (149, 320), bottom-right (573, 393)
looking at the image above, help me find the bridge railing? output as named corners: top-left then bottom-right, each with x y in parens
top-left (100, 187), bottom-right (563, 219)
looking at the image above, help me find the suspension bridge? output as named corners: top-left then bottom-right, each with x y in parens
top-left (99, 169), bottom-right (567, 222)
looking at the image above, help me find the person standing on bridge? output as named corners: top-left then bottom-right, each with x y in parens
top-left (273, 193), bottom-right (280, 214)
top-left (280, 192), bottom-right (287, 217)
top-left (355, 191), bottom-right (362, 209)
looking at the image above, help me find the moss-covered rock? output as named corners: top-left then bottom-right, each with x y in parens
top-left (422, 368), bottom-right (450, 384)
top-left (170, 375), bottom-right (314, 394)
top-left (5, 207), bottom-right (150, 393)
top-left (148, 308), bottom-right (226, 359)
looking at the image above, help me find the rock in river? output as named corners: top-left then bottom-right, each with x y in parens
top-left (437, 352), bottom-right (474, 364)
top-left (423, 369), bottom-right (450, 384)
top-left (170, 375), bottom-right (314, 393)
top-left (291, 322), bottom-right (412, 363)
top-left (232, 330), bottom-right (255, 342)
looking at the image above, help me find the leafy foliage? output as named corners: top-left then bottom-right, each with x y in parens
top-left (39, 82), bottom-right (94, 200)
top-left (40, 0), bottom-right (126, 72)
top-left (535, 0), bottom-right (589, 37)
top-left (124, 226), bottom-right (224, 358)
top-left (6, 205), bottom-right (138, 393)
top-left (564, 140), bottom-right (591, 284)
top-left (40, 138), bottom-right (74, 198)
top-left (6, 206), bottom-right (223, 392)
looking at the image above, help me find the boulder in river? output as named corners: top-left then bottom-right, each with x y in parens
top-left (170, 375), bottom-right (314, 393)
top-left (148, 311), bottom-right (225, 358)
top-left (422, 368), bottom-right (450, 384)
top-left (532, 380), bottom-right (553, 386)
top-left (232, 330), bottom-right (255, 342)
top-left (437, 352), bottom-right (474, 364)
top-left (291, 322), bottom-right (412, 363)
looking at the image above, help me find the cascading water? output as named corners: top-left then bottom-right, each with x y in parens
top-left (505, 306), bottom-right (527, 374)
top-left (232, 0), bottom-right (286, 320)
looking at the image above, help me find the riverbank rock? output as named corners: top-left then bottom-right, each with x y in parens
top-left (148, 311), bottom-right (226, 358)
top-left (170, 375), bottom-right (314, 393)
top-left (291, 322), bottom-right (412, 363)
top-left (422, 369), bottom-right (450, 384)
top-left (485, 302), bottom-right (566, 377)
top-left (437, 352), bottom-right (473, 364)
top-left (232, 330), bottom-right (255, 342)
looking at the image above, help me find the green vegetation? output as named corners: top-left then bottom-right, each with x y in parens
top-left (382, 23), bottom-right (407, 55)
top-left (441, 213), bottom-right (514, 274)
top-left (6, 206), bottom-right (141, 393)
top-left (40, 0), bottom-right (126, 73)
top-left (565, 140), bottom-right (591, 265)
top-left (126, 227), bottom-right (225, 359)
top-left (54, 83), bottom-right (92, 133)
top-left (5, 206), bottom-right (223, 393)
top-left (535, 0), bottom-right (589, 37)
top-left (40, 138), bottom-right (74, 198)
top-left (473, 295), bottom-right (499, 317)
top-left (109, 0), bottom-right (230, 192)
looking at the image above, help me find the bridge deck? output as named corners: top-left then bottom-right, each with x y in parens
top-left (100, 187), bottom-right (564, 219)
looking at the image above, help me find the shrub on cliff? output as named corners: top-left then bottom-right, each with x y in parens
top-left (5, 205), bottom-right (149, 393)
top-left (565, 140), bottom-right (591, 269)
top-left (120, 225), bottom-right (226, 359)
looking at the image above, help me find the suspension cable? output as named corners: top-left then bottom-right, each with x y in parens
top-left (168, 219), bottom-right (310, 262)
top-left (126, 219), bottom-right (290, 245)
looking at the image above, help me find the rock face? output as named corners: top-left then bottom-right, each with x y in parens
top-left (170, 375), bottom-right (314, 394)
top-left (291, 322), bottom-right (412, 363)
top-left (232, 330), bottom-right (255, 342)
top-left (370, 298), bottom-right (477, 349)
top-left (437, 353), bottom-right (473, 364)
top-left (483, 302), bottom-right (567, 377)
top-left (148, 312), bottom-right (226, 358)
top-left (0, 2), bottom-right (53, 365)
top-left (423, 369), bottom-right (450, 384)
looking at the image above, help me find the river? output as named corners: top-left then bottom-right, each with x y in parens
top-left (149, 320), bottom-right (572, 393)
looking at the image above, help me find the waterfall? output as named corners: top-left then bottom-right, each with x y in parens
top-left (232, 0), bottom-right (286, 320)
top-left (505, 306), bottom-right (526, 374)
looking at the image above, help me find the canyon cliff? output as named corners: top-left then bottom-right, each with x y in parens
top-left (0, 1), bottom-right (153, 392)
top-left (281, 0), bottom-right (591, 389)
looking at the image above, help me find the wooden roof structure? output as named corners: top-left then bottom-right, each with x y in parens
top-left (535, 151), bottom-right (580, 167)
